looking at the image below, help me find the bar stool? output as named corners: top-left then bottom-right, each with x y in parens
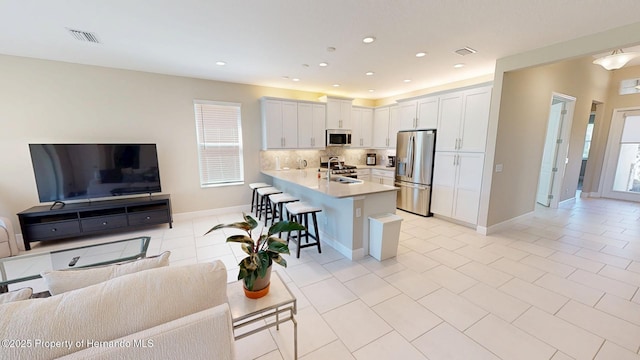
top-left (256, 187), bottom-right (282, 222)
top-left (285, 202), bottom-right (322, 258)
top-left (249, 182), bottom-right (271, 216)
top-left (269, 193), bottom-right (299, 226)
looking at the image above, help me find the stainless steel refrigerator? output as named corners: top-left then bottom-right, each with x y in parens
top-left (395, 129), bottom-right (436, 216)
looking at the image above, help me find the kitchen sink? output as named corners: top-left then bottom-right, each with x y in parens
top-left (331, 176), bottom-right (364, 184)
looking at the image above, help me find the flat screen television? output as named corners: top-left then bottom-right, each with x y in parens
top-left (29, 144), bottom-right (162, 203)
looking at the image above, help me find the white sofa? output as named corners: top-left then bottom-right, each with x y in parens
top-left (0, 216), bottom-right (20, 258)
top-left (0, 260), bottom-right (235, 360)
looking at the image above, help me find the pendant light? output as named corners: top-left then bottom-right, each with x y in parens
top-left (593, 49), bottom-right (640, 70)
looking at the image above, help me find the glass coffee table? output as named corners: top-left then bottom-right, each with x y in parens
top-left (0, 236), bottom-right (151, 292)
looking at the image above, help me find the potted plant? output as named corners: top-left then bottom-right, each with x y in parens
top-left (205, 212), bottom-right (305, 299)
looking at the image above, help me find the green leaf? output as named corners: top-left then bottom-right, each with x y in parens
top-left (271, 253), bottom-right (287, 268)
top-left (237, 266), bottom-right (249, 281)
top-left (243, 213), bottom-right (259, 230)
top-left (267, 237), bottom-right (290, 254)
top-left (226, 235), bottom-right (255, 247)
top-left (241, 256), bottom-right (258, 272)
top-left (243, 273), bottom-right (256, 291)
top-left (241, 244), bottom-right (252, 255)
top-left (257, 252), bottom-right (271, 277)
top-left (268, 220), bottom-right (305, 236)
top-left (204, 221), bottom-right (251, 236)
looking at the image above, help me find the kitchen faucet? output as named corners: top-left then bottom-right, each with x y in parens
top-left (327, 156), bottom-right (339, 181)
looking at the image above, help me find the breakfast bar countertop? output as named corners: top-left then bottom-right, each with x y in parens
top-left (261, 169), bottom-right (398, 198)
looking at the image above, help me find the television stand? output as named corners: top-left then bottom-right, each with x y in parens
top-left (17, 195), bottom-right (172, 251)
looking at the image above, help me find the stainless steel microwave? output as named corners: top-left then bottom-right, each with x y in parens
top-left (326, 129), bottom-right (352, 146)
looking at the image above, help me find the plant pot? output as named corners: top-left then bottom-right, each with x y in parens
top-left (243, 266), bottom-right (272, 299)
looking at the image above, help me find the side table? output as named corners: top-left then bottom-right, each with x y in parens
top-left (227, 271), bottom-right (298, 359)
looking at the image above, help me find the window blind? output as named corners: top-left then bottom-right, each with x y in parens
top-left (194, 100), bottom-right (244, 187)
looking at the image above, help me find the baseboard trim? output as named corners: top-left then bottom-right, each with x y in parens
top-left (173, 205), bottom-right (251, 222)
top-left (479, 211), bottom-right (534, 235)
top-left (318, 230), bottom-right (364, 260)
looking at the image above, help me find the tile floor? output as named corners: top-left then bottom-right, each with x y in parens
top-left (16, 196), bottom-right (640, 360)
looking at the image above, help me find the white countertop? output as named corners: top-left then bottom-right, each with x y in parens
top-left (262, 169), bottom-right (398, 198)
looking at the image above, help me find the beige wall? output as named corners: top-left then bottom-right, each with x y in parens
top-left (486, 57), bottom-right (610, 225)
top-left (0, 55), bottom-right (325, 226)
top-left (480, 21), bottom-right (640, 229)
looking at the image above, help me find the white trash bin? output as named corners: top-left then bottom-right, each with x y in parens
top-left (368, 213), bottom-right (403, 261)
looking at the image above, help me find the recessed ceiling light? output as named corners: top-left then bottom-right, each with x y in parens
top-left (302, 64), bottom-right (309, 68)
top-left (319, 62), bottom-right (329, 67)
top-left (327, 47), bottom-right (336, 52)
top-left (415, 52), bottom-right (427, 58)
top-left (282, 76), bottom-right (289, 79)
top-left (365, 71), bottom-right (374, 76)
top-left (292, 78), bottom-right (300, 82)
top-left (215, 61), bottom-right (226, 66)
top-left (332, 84), bottom-right (340, 87)
top-left (368, 89), bottom-right (375, 92)
top-left (362, 36), bottom-right (376, 44)
top-left (403, 79), bottom-right (411, 83)
top-left (453, 63), bottom-right (465, 68)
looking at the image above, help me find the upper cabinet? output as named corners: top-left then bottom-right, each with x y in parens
top-left (372, 105), bottom-right (398, 149)
top-left (320, 96), bottom-right (352, 129)
top-left (298, 102), bottom-right (327, 149)
top-left (351, 107), bottom-right (373, 148)
top-left (436, 86), bottom-right (492, 152)
top-left (398, 96), bottom-right (439, 131)
top-left (261, 98), bottom-right (299, 150)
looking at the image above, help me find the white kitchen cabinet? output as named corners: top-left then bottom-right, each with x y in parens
top-left (389, 105), bottom-right (399, 149)
top-left (398, 96), bottom-right (439, 131)
top-left (371, 168), bottom-right (395, 185)
top-left (351, 107), bottom-right (373, 148)
top-left (298, 102), bottom-right (326, 148)
top-left (373, 105), bottom-right (399, 149)
top-left (436, 86), bottom-right (491, 152)
top-left (321, 96), bottom-right (352, 129)
top-left (356, 168), bottom-right (371, 182)
top-left (261, 99), bottom-right (298, 149)
top-left (373, 106), bottom-right (390, 148)
top-left (431, 151), bottom-right (485, 224)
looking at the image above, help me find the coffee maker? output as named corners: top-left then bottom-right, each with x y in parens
top-left (387, 155), bottom-right (396, 167)
top-left (366, 153), bottom-right (376, 166)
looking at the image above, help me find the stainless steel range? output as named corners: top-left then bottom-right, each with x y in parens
top-left (319, 156), bottom-right (358, 178)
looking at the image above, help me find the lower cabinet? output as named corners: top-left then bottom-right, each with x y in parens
top-left (356, 168), bottom-right (371, 182)
top-left (371, 169), bottom-right (395, 185)
top-left (18, 195), bottom-right (173, 250)
top-left (431, 152), bottom-right (484, 224)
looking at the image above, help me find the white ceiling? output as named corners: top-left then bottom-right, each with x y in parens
top-left (1, 0), bottom-right (640, 99)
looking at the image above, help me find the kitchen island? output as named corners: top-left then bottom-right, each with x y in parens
top-left (262, 169), bottom-right (399, 260)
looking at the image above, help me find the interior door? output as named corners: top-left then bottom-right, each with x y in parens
top-left (536, 101), bottom-right (564, 206)
top-left (602, 110), bottom-right (640, 202)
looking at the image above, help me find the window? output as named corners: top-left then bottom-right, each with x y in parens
top-left (194, 100), bottom-right (244, 187)
top-left (619, 78), bottom-right (640, 95)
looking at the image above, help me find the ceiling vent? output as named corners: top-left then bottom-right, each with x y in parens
top-left (454, 47), bottom-right (477, 56)
top-left (66, 28), bottom-right (100, 43)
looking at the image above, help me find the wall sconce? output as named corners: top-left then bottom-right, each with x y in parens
top-left (593, 49), bottom-right (640, 70)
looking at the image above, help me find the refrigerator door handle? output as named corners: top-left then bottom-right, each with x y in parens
top-left (395, 182), bottom-right (427, 190)
top-left (407, 135), bottom-right (415, 178)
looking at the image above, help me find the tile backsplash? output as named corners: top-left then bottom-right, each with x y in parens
top-left (260, 148), bottom-right (396, 170)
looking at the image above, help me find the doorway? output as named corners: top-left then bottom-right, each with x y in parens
top-left (578, 103), bottom-right (597, 191)
top-left (601, 108), bottom-right (640, 202)
top-left (536, 93), bottom-right (576, 208)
